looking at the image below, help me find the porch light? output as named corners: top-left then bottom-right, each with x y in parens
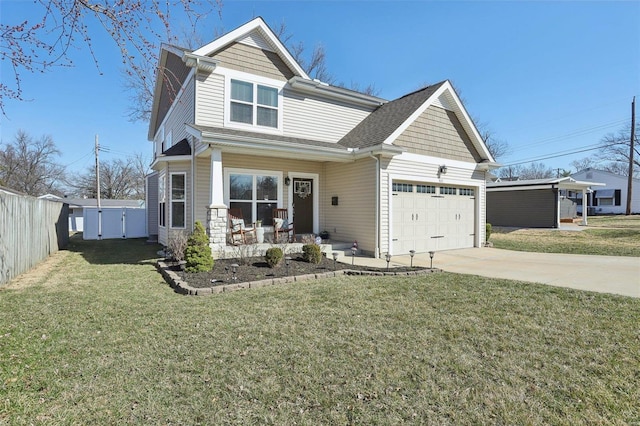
top-left (332, 252), bottom-right (339, 271)
top-left (285, 256), bottom-right (291, 276)
top-left (230, 263), bottom-right (239, 281)
top-left (385, 253), bottom-right (391, 271)
top-left (428, 251), bottom-right (435, 269)
top-left (409, 250), bottom-right (415, 268)
top-left (284, 176), bottom-right (291, 186)
top-left (438, 165), bottom-right (447, 175)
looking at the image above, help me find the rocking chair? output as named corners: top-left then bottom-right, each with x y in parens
top-left (272, 208), bottom-right (295, 243)
top-left (228, 208), bottom-right (256, 245)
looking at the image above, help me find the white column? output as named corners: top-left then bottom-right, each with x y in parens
top-left (209, 148), bottom-right (225, 208)
top-left (582, 189), bottom-right (588, 226)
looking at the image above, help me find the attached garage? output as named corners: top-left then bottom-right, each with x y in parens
top-left (391, 181), bottom-right (476, 254)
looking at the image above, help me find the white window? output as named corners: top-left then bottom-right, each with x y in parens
top-left (226, 170), bottom-right (282, 226)
top-left (417, 185), bottom-right (436, 194)
top-left (170, 173), bottom-right (186, 228)
top-left (440, 187), bottom-right (457, 195)
top-left (227, 76), bottom-right (282, 131)
top-left (459, 188), bottom-right (475, 196)
top-left (392, 183), bottom-right (413, 193)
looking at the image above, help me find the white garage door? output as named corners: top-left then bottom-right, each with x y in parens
top-left (392, 182), bottom-right (475, 255)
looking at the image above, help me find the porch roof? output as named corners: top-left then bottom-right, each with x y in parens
top-left (187, 124), bottom-right (404, 161)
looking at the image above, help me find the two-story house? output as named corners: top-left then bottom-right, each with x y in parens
top-left (146, 17), bottom-right (498, 258)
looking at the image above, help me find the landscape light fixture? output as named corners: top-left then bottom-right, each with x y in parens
top-left (385, 253), bottom-right (391, 271)
top-left (409, 250), bottom-right (415, 268)
top-left (351, 247), bottom-right (357, 265)
top-left (428, 251), bottom-right (435, 269)
top-left (285, 256), bottom-right (291, 276)
top-left (332, 252), bottom-right (339, 271)
top-left (230, 263), bottom-right (239, 281)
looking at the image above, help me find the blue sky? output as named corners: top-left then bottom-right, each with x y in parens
top-left (1, 0), bottom-right (639, 178)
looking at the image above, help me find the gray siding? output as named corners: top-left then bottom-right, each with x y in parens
top-left (163, 77), bottom-right (195, 144)
top-left (395, 106), bottom-right (482, 163)
top-left (487, 189), bottom-right (557, 228)
top-left (153, 50), bottom-right (192, 138)
top-left (211, 42), bottom-right (293, 81)
top-left (195, 72), bottom-right (224, 128)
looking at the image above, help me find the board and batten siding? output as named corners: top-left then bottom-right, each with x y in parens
top-left (283, 90), bottom-right (374, 143)
top-left (394, 106), bottom-right (482, 163)
top-left (487, 189), bottom-right (557, 228)
top-left (323, 159), bottom-right (377, 255)
top-left (210, 42), bottom-right (293, 81)
top-left (380, 156), bottom-right (486, 254)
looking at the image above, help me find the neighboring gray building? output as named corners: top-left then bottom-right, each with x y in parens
top-left (571, 168), bottom-right (640, 215)
top-left (486, 177), bottom-right (603, 228)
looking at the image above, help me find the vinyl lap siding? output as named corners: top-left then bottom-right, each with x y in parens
top-left (324, 159), bottom-right (376, 255)
top-left (283, 90), bottom-right (374, 143)
top-left (194, 157), bottom-right (211, 227)
top-left (395, 106), bottom-right (481, 163)
top-left (195, 72), bottom-right (224, 128)
top-left (153, 50), bottom-right (192, 137)
top-left (211, 42), bottom-right (293, 81)
top-left (164, 77), bottom-right (195, 144)
top-left (146, 172), bottom-right (159, 237)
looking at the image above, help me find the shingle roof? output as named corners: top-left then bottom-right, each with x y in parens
top-left (163, 138), bottom-right (191, 156)
top-left (338, 81), bottom-right (446, 149)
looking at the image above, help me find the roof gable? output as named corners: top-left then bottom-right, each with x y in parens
top-left (192, 17), bottom-right (309, 80)
top-left (339, 81), bottom-right (494, 163)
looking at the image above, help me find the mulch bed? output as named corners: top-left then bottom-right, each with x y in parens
top-left (171, 253), bottom-right (424, 289)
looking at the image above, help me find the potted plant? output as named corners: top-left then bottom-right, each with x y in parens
top-left (319, 230), bottom-right (330, 241)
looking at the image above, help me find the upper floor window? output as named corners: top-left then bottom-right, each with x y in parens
top-left (229, 79), bottom-right (280, 129)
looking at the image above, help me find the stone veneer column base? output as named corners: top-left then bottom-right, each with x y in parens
top-left (207, 205), bottom-right (227, 258)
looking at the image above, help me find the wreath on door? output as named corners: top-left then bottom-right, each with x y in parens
top-left (294, 180), bottom-right (311, 199)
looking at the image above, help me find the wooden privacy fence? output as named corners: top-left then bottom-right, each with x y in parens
top-left (0, 192), bottom-right (69, 285)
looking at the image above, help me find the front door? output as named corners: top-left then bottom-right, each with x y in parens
top-left (293, 178), bottom-right (313, 234)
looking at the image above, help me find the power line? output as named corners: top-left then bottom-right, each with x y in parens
top-left (502, 144), bottom-right (606, 167)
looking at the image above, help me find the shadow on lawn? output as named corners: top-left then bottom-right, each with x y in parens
top-left (66, 234), bottom-right (162, 265)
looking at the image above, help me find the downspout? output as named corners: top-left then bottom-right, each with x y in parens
top-left (368, 152), bottom-right (380, 258)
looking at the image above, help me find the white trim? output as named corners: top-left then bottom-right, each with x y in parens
top-left (381, 81), bottom-right (494, 162)
top-left (223, 167), bottom-right (284, 225)
top-left (169, 172), bottom-right (187, 229)
top-left (395, 152), bottom-right (479, 170)
top-left (223, 71), bottom-right (285, 134)
top-left (287, 172), bottom-right (320, 234)
top-left (191, 17), bottom-right (309, 79)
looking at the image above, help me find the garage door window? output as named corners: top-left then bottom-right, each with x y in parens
top-left (440, 187), bottom-right (457, 195)
top-left (417, 185), bottom-right (436, 194)
top-left (392, 183), bottom-right (413, 192)
top-left (459, 188), bottom-right (475, 196)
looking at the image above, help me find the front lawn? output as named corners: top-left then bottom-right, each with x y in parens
top-left (490, 224), bottom-right (640, 257)
top-left (1, 238), bottom-right (638, 424)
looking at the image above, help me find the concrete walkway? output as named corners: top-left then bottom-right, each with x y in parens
top-left (339, 248), bottom-right (639, 298)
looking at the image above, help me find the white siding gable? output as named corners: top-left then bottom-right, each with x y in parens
top-left (238, 31), bottom-right (274, 51)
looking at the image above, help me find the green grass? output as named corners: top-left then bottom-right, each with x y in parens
top-left (587, 214), bottom-right (640, 229)
top-left (1, 238), bottom-right (639, 424)
top-left (491, 220), bottom-right (640, 257)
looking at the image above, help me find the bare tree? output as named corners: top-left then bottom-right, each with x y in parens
top-left (498, 165), bottom-right (522, 181)
top-left (570, 156), bottom-right (598, 173)
top-left (68, 155), bottom-right (148, 199)
top-left (481, 130), bottom-right (510, 161)
top-left (518, 162), bottom-right (554, 180)
top-left (0, 130), bottom-right (65, 195)
top-left (0, 0), bottom-right (222, 115)
top-left (598, 123), bottom-right (639, 177)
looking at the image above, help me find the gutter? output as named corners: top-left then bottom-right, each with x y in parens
top-left (288, 76), bottom-right (386, 107)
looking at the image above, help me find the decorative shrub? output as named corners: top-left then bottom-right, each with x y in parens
top-left (302, 244), bottom-right (322, 264)
top-left (486, 223), bottom-right (492, 241)
top-left (167, 231), bottom-right (188, 262)
top-left (265, 247), bottom-right (283, 268)
top-left (184, 221), bottom-right (214, 273)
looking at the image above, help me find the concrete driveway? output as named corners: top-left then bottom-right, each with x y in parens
top-left (392, 248), bottom-right (640, 298)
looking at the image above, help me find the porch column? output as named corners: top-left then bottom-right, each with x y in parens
top-left (582, 189), bottom-right (588, 226)
top-left (207, 148), bottom-right (227, 255)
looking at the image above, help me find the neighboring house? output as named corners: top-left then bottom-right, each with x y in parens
top-left (486, 177), bottom-right (603, 228)
top-left (147, 17), bottom-right (498, 258)
top-left (571, 168), bottom-right (640, 215)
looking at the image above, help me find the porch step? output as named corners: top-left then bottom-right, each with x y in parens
top-left (216, 240), bottom-right (354, 259)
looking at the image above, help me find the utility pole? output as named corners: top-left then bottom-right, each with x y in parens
top-left (626, 97), bottom-right (635, 216)
top-left (95, 135), bottom-right (102, 239)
